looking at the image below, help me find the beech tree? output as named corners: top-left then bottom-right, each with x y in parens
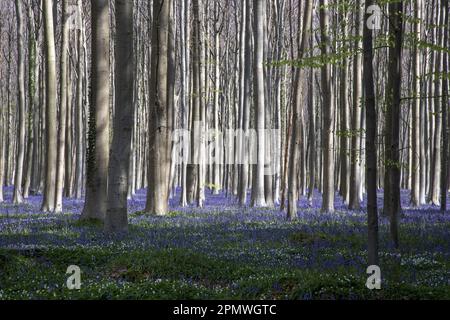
top-left (80, 0), bottom-right (110, 221)
top-left (250, 0), bottom-right (266, 208)
top-left (105, 0), bottom-right (134, 232)
top-left (319, 0), bottom-right (335, 213)
top-left (41, 0), bottom-right (57, 212)
top-left (145, 0), bottom-right (173, 215)
top-left (13, 0), bottom-right (25, 205)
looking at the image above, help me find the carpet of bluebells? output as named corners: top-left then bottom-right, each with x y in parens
top-left (0, 185), bottom-right (449, 300)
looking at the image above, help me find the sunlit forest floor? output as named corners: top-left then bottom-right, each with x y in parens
top-left (0, 186), bottom-right (449, 299)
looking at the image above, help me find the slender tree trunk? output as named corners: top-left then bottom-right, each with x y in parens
top-left (13, 0), bottom-right (26, 204)
top-left (179, 0), bottom-right (189, 207)
top-left (287, 0), bottom-right (313, 219)
top-left (349, 0), bottom-right (363, 210)
top-left (319, 0), bottom-right (335, 213)
top-left (430, 1), bottom-right (442, 206)
top-left (363, 0), bottom-right (379, 265)
top-left (440, 0), bottom-right (449, 212)
top-left (339, 4), bottom-right (350, 205)
top-left (75, 0), bottom-right (84, 199)
top-left (238, 0), bottom-right (252, 206)
top-left (145, 0), bottom-right (173, 215)
top-left (411, 0), bottom-right (422, 207)
top-left (23, 3), bottom-right (38, 199)
top-left (55, 0), bottom-right (69, 212)
top-left (307, 54), bottom-right (315, 205)
top-left (251, 0), bottom-right (266, 207)
top-left (41, 0), bottom-right (58, 212)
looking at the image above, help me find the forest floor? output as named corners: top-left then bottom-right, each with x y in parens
top-left (0, 186), bottom-right (449, 300)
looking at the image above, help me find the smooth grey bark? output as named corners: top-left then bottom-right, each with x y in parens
top-left (4, 27), bottom-right (12, 188)
top-left (75, 0), bottom-right (84, 199)
top-left (81, 0), bottom-right (110, 221)
top-left (179, 0), bottom-right (189, 207)
top-left (186, 0), bottom-right (201, 205)
top-left (145, 0), bottom-right (173, 215)
top-left (263, 1), bottom-right (273, 207)
top-left (212, 0), bottom-right (221, 195)
top-left (250, 0), bottom-right (266, 207)
top-left (411, 0), bottom-right (422, 207)
top-left (41, 0), bottom-right (58, 212)
top-left (0, 34), bottom-right (4, 201)
top-left (197, 0), bottom-right (206, 208)
top-left (287, 0), bottom-right (313, 220)
top-left (319, 0), bottom-right (335, 213)
top-left (105, 0), bottom-right (134, 232)
top-left (307, 51), bottom-right (315, 205)
top-left (339, 4), bottom-right (350, 205)
top-left (13, 0), bottom-right (26, 205)
top-left (23, 2), bottom-right (38, 199)
top-left (55, 0), bottom-right (69, 213)
top-left (431, 3), bottom-right (444, 206)
top-left (238, 0), bottom-right (251, 206)
top-left (440, 0), bottom-right (449, 212)
top-left (349, 0), bottom-right (363, 210)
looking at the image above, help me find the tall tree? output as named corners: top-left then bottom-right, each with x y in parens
top-left (385, 0), bottom-right (403, 248)
top-left (287, 0), bottom-right (313, 220)
top-left (13, 0), bottom-right (26, 204)
top-left (238, 0), bottom-right (252, 206)
top-left (349, 0), bottom-right (364, 210)
top-left (105, 0), bottom-right (134, 232)
top-left (55, 0), bottom-right (69, 213)
top-left (319, 0), bottom-right (335, 213)
top-left (80, 0), bottom-right (110, 221)
top-left (145, 0), bottom-right (173, 215)
top-left (186, 0), bottom-right (202, 206)
top-left (251, 0), bottom-right (266, 207)
top-left (41, 0), bottom-right (57, 212)
top-left (440, 0), bottom-right (449, 212)
top-left (430, 0), bottom-right (442, 206)
top-left (75, 0), bottom-right (84, 200)
top-left (363, 0), bottom-right (379, 265)
top-left (339, 2), bottom-right (350, 205)
top-left (411, 0), bottom-right (422, 207)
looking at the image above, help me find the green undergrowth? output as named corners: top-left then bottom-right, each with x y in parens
top-left (1, 246), bottom-right (448, 300)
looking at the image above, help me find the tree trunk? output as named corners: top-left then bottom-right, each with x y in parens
top-left (349, 0), bottom-right (363, 210)
top-left (41, 0), bottom-right (58, 212)
top-left (80, 0), bottom-right (110, 221)
top-left (105, 0), bottom-right (134, 232)
top-left (411, 0), bottom-right (422, 207)
top-left (363, 0), bottom-right (379, 265)
top-left (251, 0), bottom-right (266, 207)
top-left (75, 0), bottom-right (84, 199)
top-left (287, 0), bottom-right (313, 220)
top-left (238, 0), bottom-right (252, 206)
top-left (55, 0), bottom-right (69, 212)
top-left (440, 0), bottom-right (449, 212)
top-left (339, 4), bottom-right (350, 205)
top-left (386, 0), bottom-right (403, 248)
top-left (145, 0), bottom-right (173, 215)
top-left (319, 0), bottom-right (335, 213)
top-left (13, 0), bottom-right (26, 205)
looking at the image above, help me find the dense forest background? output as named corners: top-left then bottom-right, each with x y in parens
top-left (0, 0), bottom-right (449, 300)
